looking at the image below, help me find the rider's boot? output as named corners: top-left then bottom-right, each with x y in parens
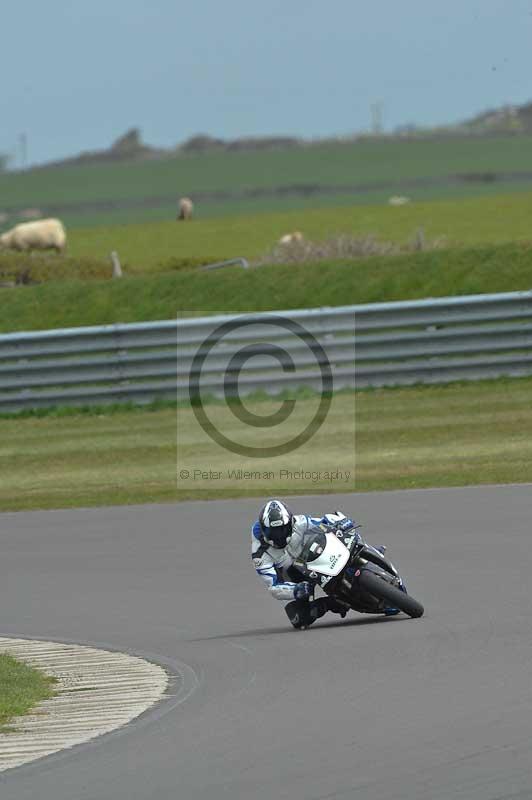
top-left (285, 597), bottom-right (330, 629)
top-left (285, 597), bottom-right (349, 628)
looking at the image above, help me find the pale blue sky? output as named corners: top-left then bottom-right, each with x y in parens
top-left (1, 0), bottom-right (531, 166)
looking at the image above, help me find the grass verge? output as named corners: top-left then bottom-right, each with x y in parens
top-left (0, 654), bottom-right (56, 731)
top-left (2, 240), bottom-right (532, 333)
top-left (1, 377), bottom-right (531, 511)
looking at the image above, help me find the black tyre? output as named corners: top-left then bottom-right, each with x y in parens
top-left (359, 569), bottom-right (424, 619)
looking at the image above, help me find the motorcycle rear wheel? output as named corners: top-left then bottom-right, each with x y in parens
top-left (359, 570), bottom-right (424, 618)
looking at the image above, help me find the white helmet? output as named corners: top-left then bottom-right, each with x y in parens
top-left (259, 499), bottom-right (294, 548)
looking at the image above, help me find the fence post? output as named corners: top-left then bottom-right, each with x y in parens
top-left (414, 228), bottom-right (425, 251)
top-left (111, 251), bottom-right (123, 278)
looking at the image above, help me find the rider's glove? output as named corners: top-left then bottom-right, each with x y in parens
top-left (337, 517), bottom-right (355, 532)
top-left (294, 581), bottom-right (313, 600)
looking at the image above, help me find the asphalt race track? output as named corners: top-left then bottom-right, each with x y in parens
top-left (1, 485), bottom-right (531, 799)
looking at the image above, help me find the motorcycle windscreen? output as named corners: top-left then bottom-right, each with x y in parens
top-left (301, 531), bottom-right (350, 577)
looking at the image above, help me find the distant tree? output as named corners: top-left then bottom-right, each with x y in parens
top-left (110, 128), bottom-right (144, 156)
top-left (0, 153), bottom-right (10, 172)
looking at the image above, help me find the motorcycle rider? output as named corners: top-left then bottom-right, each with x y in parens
top-left (251, 498), bottom-right (353, 629)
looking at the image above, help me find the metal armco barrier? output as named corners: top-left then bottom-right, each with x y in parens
top-left (1, 290), bottom-right (532, 411)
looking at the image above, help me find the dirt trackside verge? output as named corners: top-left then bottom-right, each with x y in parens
top-left (0, 638), bottom-right (169, 772)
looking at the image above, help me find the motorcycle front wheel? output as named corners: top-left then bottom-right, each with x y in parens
top-left (359, 570), bottom-right (424, 619)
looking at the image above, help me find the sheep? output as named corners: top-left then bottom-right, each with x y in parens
top-left (177, 197), bottom-right (194, 220)
top-left (278, 230), bottom-right (304, 245)
top-left (388, 196), bottom-right (410, 206)
top-left (0, 218), bottom-right (67, 253)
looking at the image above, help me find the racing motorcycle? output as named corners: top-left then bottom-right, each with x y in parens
top-left (288, 518), bottom-right (424, 621)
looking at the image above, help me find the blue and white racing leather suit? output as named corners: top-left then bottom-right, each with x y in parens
top-left (251, 511), bottom-right (350, 601)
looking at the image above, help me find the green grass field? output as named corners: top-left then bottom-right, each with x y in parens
top-left (0, 654), bottom-right (55, 731)
top-left (60, 191), bottom-right (532, 271)
top-left (2, 177), bottom-right (532, 514)
top-left (46, 179), bottom-right (532, 230)
top-left (1, 378), bottom-right (532, 511)
top-left (2, 135), bottom-right (532, 227)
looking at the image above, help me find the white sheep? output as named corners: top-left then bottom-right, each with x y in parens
top-left (388, 196), bottom-right (410, 206)
top-left (0, 218), bottom-right (66, 253)
top-left (279, 230), bottom-right (304, 245)
top-left (177, 197), bottom-right (194, 220)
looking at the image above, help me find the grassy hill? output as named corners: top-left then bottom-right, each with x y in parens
top-left (2, 135), bottom-right (532, 227)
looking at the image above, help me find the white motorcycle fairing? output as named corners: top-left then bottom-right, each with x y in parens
top-left (302, 532), bottom-right (350, 577)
